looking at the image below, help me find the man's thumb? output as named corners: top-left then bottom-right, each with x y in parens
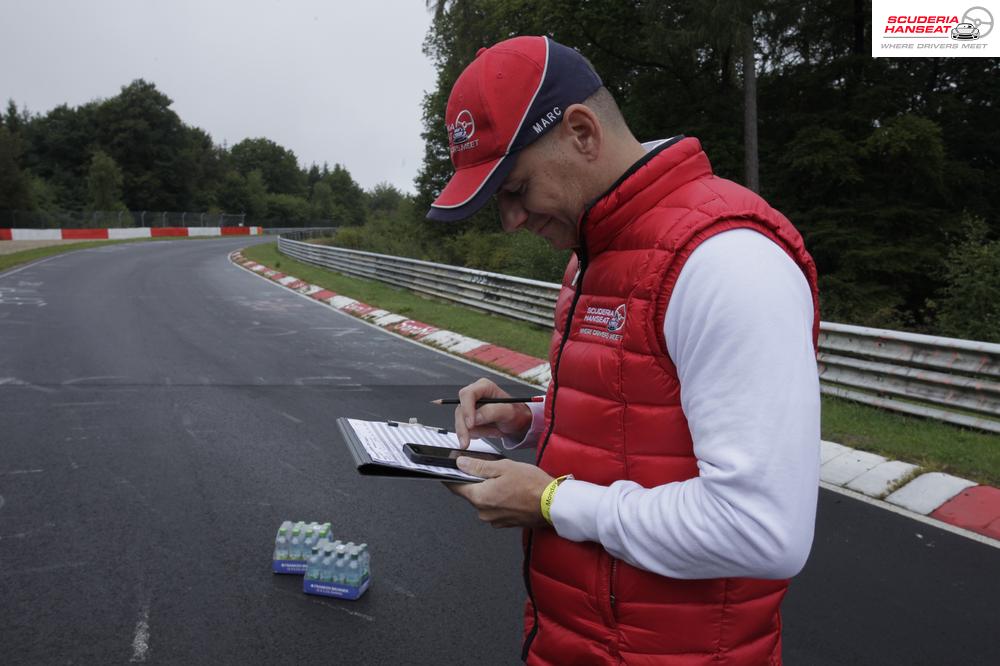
top-left (456, 455), bottom-right (498, 478)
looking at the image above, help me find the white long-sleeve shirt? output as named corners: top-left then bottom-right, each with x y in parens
top-left (507, 228), bottom-right (820, 580)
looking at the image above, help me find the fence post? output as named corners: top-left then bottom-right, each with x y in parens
top-left (182, 212), bottom-right (186, 227)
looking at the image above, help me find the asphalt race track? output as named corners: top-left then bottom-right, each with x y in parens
top-left (1, 238), bottom-right (998, 664)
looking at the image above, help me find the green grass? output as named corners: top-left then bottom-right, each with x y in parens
top-left (241, 242), bottom-right (553, 359)
top-left (0, 236), bottom-right (214, 273)
top-left (243, 241), bottom-right (1000, 488)
top-left (821, 396), bottom-right (1000, 487)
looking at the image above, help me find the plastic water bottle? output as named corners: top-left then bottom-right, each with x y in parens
top-left (320, 547), bottom-right (336, 582)
top-left (274, 535), bottom-right (289, 561)
top-left (317, 523), bottom-right (331, 541)
top-left (346, 552), bottom-right (361, 586)
top-left (333, 551), bottom-right (348, 584)
top-left (303, 525), bottom-right (316, 550)
top-left (306, 545), bottom-right (323, 580)
top-left (290, 535), bottom-right (302, 560)
top-left (358, 543), bottom-right (370, 577)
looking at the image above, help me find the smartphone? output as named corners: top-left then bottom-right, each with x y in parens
top-left (403, 443), bottom-right (504, 469)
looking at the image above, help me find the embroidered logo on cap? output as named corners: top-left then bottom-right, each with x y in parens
top-left (448, 110), bottom-right (479, 154)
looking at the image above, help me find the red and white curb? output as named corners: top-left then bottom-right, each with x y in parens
top-left (0, 226), bottom-right (262, 241)
top-left (230, 250), bottom-right (1000, 546)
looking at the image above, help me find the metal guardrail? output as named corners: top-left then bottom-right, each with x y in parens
top-left (277, 235), bottom-right (1000, 434)
top-left (279, 234), bottom-right (559, 327)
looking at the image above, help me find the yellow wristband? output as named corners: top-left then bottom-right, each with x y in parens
top-left (540, 474), bottom-right (572, 526)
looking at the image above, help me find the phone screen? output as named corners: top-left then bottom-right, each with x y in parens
top-left (403, 443), bottom-right (503, 468)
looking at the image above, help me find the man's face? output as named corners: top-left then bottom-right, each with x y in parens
top-left (494, 137), bottom-right (584, 250)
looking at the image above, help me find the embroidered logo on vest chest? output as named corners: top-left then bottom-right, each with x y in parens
top-left (580, 303), bottom-right (626, 342)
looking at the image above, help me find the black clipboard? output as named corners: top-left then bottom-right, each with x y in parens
top-left (337, 417), bottom-right (502, 482)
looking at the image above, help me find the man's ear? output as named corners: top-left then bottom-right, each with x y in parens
top-left (560, 103), bottom-right (602, 161)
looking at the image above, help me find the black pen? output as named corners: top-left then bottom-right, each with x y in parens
top-left (430, 396), bottom-right (544, 405)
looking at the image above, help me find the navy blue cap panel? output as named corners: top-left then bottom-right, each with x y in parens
top-left (510, 40), bottom-right (603, 153)
top-left (426, 154), bottom-right (518, 222)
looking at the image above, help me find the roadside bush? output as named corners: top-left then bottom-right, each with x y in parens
top-left (928, 215), bottom-right (1000, 343)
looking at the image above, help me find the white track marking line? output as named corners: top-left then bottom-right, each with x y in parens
top-left (0, 377), bottom-right (56, 393)
top-left (0, 254), bottom-right (65, 280)
top-left (129, 600), bottom-right (151, 662)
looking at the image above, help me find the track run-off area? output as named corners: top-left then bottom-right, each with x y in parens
top-left (1, 237), bottom-right (998, 664)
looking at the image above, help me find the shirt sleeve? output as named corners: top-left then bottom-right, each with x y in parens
top-left (500, 399), bottom-right (546, 450)
top-left (549, 228), bottom-right (821, 579)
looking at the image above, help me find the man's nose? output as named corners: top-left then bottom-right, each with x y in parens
top-left (499, 199), bottom-right (528, 233)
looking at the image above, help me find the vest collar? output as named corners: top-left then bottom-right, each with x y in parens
top-left (579, 136), bottom-right (713, 257)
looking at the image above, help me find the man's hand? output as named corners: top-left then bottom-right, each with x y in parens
top-left (454, 378), bottom-right (533, 449)
top-left (446, 456), bottom-right (554, 529)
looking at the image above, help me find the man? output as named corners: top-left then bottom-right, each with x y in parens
top-left (428, 36), bottom-right (820, 665)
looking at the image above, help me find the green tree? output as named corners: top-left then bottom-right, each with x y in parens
top-left (86, 150), bottom-right (126, 212)
top-left (0, 126), bottom-right (33, 211)
top-left (321, 164), bottom-right (367, 226)
top-left (244, 169), bottom-right (269, 222)
top-left (230, 137), bottom-right (305, 196)
top-left (22, 102), bottom-right (96, 210)
top-left (366, 182), bottom-right (406, 215)
top-left (216, 170), bottom-right (248, 215)
top-left (310, 180), bottom-right (335, 220)
top-left (93, 79), bottom-right (188, 210)
top-left (265, 192), bottom-right (312, 226)
top-left (931, 217), bottom-right (1000, 343)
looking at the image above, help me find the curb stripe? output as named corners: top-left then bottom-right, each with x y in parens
top-left (931, 485), bottom-right (1000, 540)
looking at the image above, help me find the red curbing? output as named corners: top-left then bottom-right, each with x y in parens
top-left (151, 227), bottom-right (188, 237)
top-left (462, 343), bottom-right (548, 375)
top-left (342, 302), bottom-right (377, 316)
top-left (389, 319), bottom-right (441, 339)
top-left (310, 289), bottom-right (338, 301)
top-left (0, 229), bottom-right (13, 240)
top-left (221, 227), bottom-right (251, 235)
top-left (931, 486), bottom-right (1000, 540)
top-left (61, 229), bottom-right (109, 240)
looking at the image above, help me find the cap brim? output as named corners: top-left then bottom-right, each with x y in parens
top-left (426, 154), bottom-right (516, 222)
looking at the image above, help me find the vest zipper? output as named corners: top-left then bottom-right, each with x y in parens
top-left (521, 225), bottom-right (590, 663)
top-left (610, 558), bottom-right (618, 610)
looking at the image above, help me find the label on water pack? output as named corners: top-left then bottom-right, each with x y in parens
top-left (272, 559), bottom-right (308, 574)
top-left (303, 575), bottom-right (370, 600)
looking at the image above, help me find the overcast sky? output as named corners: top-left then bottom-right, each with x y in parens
top-left (0, 0), bottom-right (438, 193)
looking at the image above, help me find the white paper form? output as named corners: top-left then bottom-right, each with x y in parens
top-left (346, 419), bottom-right (499, 482)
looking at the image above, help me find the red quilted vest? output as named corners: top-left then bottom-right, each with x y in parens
top-left (522, 137), bottom-right (820, 665)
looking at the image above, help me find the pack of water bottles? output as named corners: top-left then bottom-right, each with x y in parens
top-left (272, 520), bottom-right (371, 600)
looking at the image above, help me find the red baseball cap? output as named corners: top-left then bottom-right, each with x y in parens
top-left (427, 36), bottom-right (603, 222)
